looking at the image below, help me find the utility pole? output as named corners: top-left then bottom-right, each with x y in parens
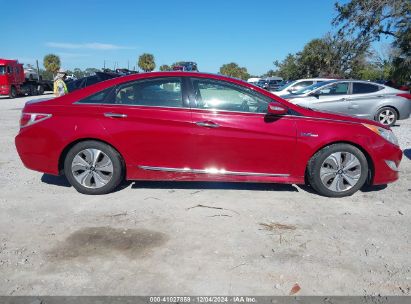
top-left (35, 60), bottom-right (40, 81)
top-left (103, 60), bottom-right (106, 69)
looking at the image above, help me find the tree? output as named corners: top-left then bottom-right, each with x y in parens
top-left (273, 54), bottom-right (301, 80)
top-left (159, 64), bottom-right (171, 71)
top-left (333, 0), bottom-right (411, 81)
top-left (43, 54), bottom-right (61, 76)
top-left (138, 53), bottom-right (156, 72)
top-left (84, 68), bottom-right (100, 76)
top-left (219, 63), bottom-right (250, 80)
top-left (73, 68), bottom-right (85, 79)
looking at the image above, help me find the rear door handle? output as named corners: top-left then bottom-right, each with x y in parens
top-left (104, 112), bottom-right (127, 118)
top-left (195, 121), bottom-right (220, 128)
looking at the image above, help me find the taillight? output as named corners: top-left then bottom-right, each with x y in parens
top-left (20, 113), bottom-right (52, 128)
top-left (397, 93), bottom-right (411, 100)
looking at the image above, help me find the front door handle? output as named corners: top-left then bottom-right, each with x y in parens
top-left (195, 121), bottom-right (220, 128)
top-left (104, 112), bottom-right (127, 118)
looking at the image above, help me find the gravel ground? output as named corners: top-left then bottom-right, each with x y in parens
top-left (0, 94), bottom-right (410, 296)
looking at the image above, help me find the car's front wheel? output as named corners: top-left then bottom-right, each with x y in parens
top-left (64, 140), bottom-right (124, 195)
top-left (307, 143), bottom-right (368, 197)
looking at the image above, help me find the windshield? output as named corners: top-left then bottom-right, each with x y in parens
top-left (277, 80), bottom-right (296, 91)
top-left (0, 66), bottom-right (5, 75)
top-left (293, 81), bottom-right (334, 95)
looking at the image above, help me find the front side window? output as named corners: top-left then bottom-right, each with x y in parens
top-left (7, 66), bottom-right (12, 74)
top-left (115, 77), bottom-right (183, 107)
top-left (352, 82), bottom-right (381, 94)
top-left (191, 78), bottom-right (270, 113)
top-left (317, 82), bottom-right (349, 96)
top-left (0, 66), bottom-right (5, 75)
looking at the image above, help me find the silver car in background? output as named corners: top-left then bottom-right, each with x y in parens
top-left (282, 80), bottom-right (411, 126)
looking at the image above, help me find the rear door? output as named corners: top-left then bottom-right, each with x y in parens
top-left (348, 82), bottom-right (384, 119)
top-left (91, 77), bottom-right (194, 170)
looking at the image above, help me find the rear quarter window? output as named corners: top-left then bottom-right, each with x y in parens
top-left (77, 88), bottom-right (113, 104)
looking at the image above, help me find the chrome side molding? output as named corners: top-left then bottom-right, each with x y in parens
top-left (138, 165), bottom-right (289, 177)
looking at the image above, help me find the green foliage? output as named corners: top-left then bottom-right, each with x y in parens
top-left (138, 53), bottom-right (156, 72)
top-left (273, 54), bottom-right (301, 79)
top-left (333, 0), bottom-right (411, 82)
top-left (219, 62), bottom-right (250, 80)
top-left (272, 34), bottom-right (369, 79)
top-left (159, 64), bottom-right (171, 71)
top-left (73, 68), bottom-right (85, 79)
top-left (84, 68), bottom-right (100, 76)
top-left (43, 54), bottom-right (61, 75)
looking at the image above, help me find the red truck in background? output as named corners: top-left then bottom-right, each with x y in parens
top-left (0, 58), bottom-right (53, 98)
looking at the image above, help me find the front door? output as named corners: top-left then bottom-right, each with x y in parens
top-left (308, 81), bottom-right (351, 115)
top-left (187, 77), bottom-right (297, 177)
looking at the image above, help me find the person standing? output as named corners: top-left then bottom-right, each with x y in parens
top-left (54, 69), bottom-right (68, 97)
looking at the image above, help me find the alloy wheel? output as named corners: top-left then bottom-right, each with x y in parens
top-left (71, 148), bottom-right (114, 189)
top-left (320, 152), bottom-right (362, 192)
top-left (378, 109), bottom-right (395, 125)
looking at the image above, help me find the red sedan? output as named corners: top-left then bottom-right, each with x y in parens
top-left (15, 72), bottom-right (402, 197)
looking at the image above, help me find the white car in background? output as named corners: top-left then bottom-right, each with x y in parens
top-left (247, 77), bottom-right (261, 84)
top-left (273, 78), bottom-right (333, 96)
top-left (65, 74), bottom-right (78, 81)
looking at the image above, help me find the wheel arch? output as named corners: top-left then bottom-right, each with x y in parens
top-left (375, 105), bottom-right (399, 120)
top-left (58, 138), bottom-right (126, 175)
top-left (305, 140), bottom-right (375, 185)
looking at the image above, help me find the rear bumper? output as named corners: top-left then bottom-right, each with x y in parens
top-left (370, 142), bottom-right (402, 185)
top-left (398, 100), bottom-right (411, 120)
top-left (15, 126), bottom-right (61, 176)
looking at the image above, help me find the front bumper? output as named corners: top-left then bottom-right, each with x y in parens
top-left (371, 142), bottom-right (402, 185)
top-left (0, 86), bottom-right (10, 95)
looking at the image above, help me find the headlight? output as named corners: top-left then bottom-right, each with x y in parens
top-left (362, 123), bottom-right (399, 146)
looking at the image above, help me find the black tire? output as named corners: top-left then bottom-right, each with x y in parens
top-left (307, 143), bottom-right (368, 197)
top-left (9, 86), bottom-right (17, 99)
top-left (375, 107), bottom-right (397, 126)
top-left (64, 140), bottom-right (125, 195)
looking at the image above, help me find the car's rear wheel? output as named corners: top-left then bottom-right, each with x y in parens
top-left (307, 143), bottom-right (368, 197)
top-left (64, 140), bottom-right (124, 195)
top-left (375, 107), bottom-right (397, 126)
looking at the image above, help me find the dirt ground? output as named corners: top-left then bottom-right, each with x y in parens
top-left (0, 94), bottom-right (410, 296)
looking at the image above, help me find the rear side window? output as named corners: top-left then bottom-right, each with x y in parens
top-left (115, 77), bottom-right (183, 107)
top-left (352, 83), bottom-right (381, 94)
top-left (317, 82), bottom-right (349, 95)
top-left (78, 88), bottom-right (113, 104)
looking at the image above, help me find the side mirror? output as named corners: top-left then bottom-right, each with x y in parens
top-left (267, 102), bottom-right (288, 115)
top-left (310, 92), bottom-right (320, 98)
